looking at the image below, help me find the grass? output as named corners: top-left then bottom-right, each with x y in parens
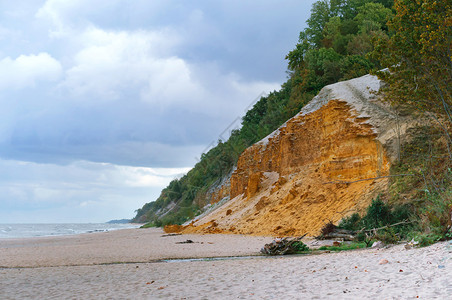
top-left (289, 242), bottom-right (369, 255)
top-left (317, 242), bottom-right (368, 252)
top-left (140, 222), bottom-right (155, 228)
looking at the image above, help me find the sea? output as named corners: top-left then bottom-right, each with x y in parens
top-left (0, 223), bottom-right (141, 239)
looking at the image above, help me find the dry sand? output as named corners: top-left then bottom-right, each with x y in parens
top-left (1, 228), bottom-right (451, 299)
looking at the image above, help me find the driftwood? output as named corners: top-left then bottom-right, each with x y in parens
top-left (161, 233), bottom-right (182, 237)
top-left (318, 226), bottom-right (355, 241)
top-left (261, 234), bottom-right (307, 255)
top-left (320, 232), bottom-right (355, 241)
top-left (358, 220), bottom-right (413, 233)
top-left (176, 239), bottom-right (194, 244)
top-left (317, 220), bottom-right (413, 241)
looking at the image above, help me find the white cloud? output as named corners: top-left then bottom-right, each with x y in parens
top-left (35, 0), bottom-right (96, 37)
top-left (61, 27), bottom-right (195, 104)
top-left (59, 25), bottom-right (278, 113)
top-left (118, 165), bottom-right (190, 187)
top-left (0, 53), bottom-right (62, 90)
top-left (0, 158), bottom-right (189, 222)
top-left (139, 56), bottom-right (205, 106)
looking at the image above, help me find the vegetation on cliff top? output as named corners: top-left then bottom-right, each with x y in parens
top-left (133, 0), bottom-right (451, 241)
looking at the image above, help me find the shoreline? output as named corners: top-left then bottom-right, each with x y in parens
top-left (0, 227), bottom-right (275, 268)
top-left (0, 223), bottom-right (142, 240)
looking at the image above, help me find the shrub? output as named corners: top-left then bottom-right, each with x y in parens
top-left (338, 195), bottom-right (417, 243)
top-left (318, 242), bottom-right (367, 251)
top-left (421, 189), bottom-right (452, 237)
top-left (373, 227), bottom-right (399, 244)
top-left (292, 241), bottom-right (310, 253)
top-left (338, 213), bottom-right (361, 231)
top-left (140, 222), bottom-right (154, 228)
top-left (414, 233), bottom-right (443, 247)
top-left (362, 195), bottom-right (392, 229)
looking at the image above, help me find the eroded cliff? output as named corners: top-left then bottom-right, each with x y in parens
top-left (180, 75), bottom-right (415, 236)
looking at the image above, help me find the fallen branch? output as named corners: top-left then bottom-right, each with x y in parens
top-left (319, 232), bottom-right (356, 241)
top-left (261, 234), bottom-right (307, 255)
top-left (317, 220), bottom-right (413, 241)
top-left (323, 174), bottom-right (415, 185)
top-left (357, 220), bottom-right (414, 233)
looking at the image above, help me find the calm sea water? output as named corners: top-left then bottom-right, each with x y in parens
top-left (0, 223), bottom-right (141, 239)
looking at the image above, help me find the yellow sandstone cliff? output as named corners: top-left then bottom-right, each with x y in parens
top-left (180, 74), bottom-right (415, 236)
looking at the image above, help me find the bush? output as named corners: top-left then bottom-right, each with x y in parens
top-left (338, 195), bottom-right (417, 243)
top-left (339, 213), bottom-right (361, 231)
top-left (140, 222), bottom-right (155, 228)
top-left (373, 227), bottom-right (399, 244)
top-left (362, 195), bottom-right (392, 229)
top-left (318, 242), bottom-right (367, 251)
top-left (292, 241), bottom-right (310, 253)
top-left (414, 233), bottom-right (444, 247)
top-left (421, 189), bottom-right (452, 237)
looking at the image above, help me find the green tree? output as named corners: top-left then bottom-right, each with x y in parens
top-left (354, 2), bottom-right (393, 33)
top-left (373, 0), bottom-right (451, 121)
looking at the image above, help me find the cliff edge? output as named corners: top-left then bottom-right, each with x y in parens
top-left (180, 74), bottom-right (416, 236)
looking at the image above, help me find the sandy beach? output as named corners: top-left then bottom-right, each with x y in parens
top-left (1, 228), bottom-right (451, 299)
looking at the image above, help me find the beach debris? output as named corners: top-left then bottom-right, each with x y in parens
top-left (161, 233), bottom-right (182, 237)
top-left (316, 222), bottom-right (355, 241)
top-left (372, 241), bottom-right (384, 249)
top-left (260, 234), bottom-right (308, 255)
top-left (404, 239), bottom-right (419, 250)
top-left (318, 220), bottom-right (414, 244)
top-left (176, 239), bottom-right (194, 244)
top-left (379, 259), bottom-right (389, 265)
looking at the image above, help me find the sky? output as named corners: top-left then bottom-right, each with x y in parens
top-left (0, 0), bottom-right (316, 223)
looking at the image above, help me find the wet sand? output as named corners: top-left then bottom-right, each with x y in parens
top-left (1, 228), bottom-right (451, 299)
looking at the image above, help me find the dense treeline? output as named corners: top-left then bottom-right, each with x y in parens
top-left (133, 0), bottom-right (451, 241)
top-left (286, 0), bottom-right (393, 94)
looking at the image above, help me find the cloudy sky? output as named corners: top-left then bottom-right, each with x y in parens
top-left (0, 0), bottom-right (315, 223)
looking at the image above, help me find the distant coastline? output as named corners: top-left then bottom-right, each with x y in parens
top-left (0, 223), bottom-right (140, 239)
top-left (106, 219), bottom-right (132, 224)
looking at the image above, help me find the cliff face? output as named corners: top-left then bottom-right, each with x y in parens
top-left (181, 75), bottom-right (413, 236)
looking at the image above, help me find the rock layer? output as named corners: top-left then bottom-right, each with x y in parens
top-left (181, 75), bottom-right (412, 236)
